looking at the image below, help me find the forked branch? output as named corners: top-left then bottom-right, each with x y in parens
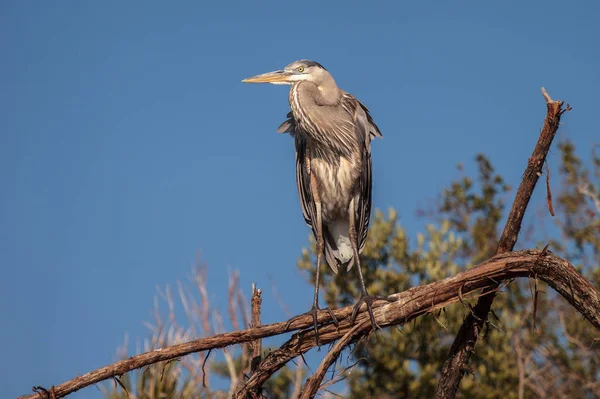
top-left (436, 87), bottom-right (570, 398)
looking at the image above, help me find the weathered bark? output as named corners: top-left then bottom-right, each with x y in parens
top-left (247, 284), bottom-right (263, 398)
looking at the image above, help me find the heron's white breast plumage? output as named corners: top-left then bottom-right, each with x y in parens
top-left (311, 156), bottom-right (358, 221)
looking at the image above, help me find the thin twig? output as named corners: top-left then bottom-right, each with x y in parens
top-left (228, 270), bottom-right (241, 331)
top-left (558, 311), bottom-right (589, 352)
top-left (202, 349), bottom-right (212, 388)
top-left (213, 309), bottom-right (239, 394)
top-left (579, 184), bottom-right (600, 215)
top-left (291, 356), bottom-right (304, 399)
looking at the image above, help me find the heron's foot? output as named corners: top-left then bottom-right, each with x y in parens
top-left (351, 294), bottom-right (396, 330)
top-left (284, 305), bottom-right (339, 348)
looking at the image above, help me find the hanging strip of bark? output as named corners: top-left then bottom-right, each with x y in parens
top-left (435, 88), bottom-right (571, 398)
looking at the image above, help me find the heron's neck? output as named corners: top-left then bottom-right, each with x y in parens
top-left (293, 79), bottom-right (341, 107)
top-left (316, 74), bottom-right (341, 105)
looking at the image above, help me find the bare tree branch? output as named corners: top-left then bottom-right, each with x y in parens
top-left (228, 270), bottom-right (241, 331)
top-left (213, 309), bottom-right (239, 395)
top-left (244, 284), bottom-right (264, 399)
top-left (250, 284), bottom-right (263, 373)
top-left (16, 249), bottom-right (599, 399)
top-left (436, 88), bottom-right (570, 398)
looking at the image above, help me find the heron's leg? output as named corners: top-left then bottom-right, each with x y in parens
top-left (284, 175), bottom-right (337, 347)
top-left (308, 200), bottom-right (326, 345)
top-left (348, 198), bottom-right (394, 330)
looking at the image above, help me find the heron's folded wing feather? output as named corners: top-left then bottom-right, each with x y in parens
top-left (294, 134), bottom-right (315, 230)
top-left (357, 100), bottom-right (382, 139)
top-left (349, 96), bottom-right (380, 253)
top-left (277, 111), bottom-right (296, 134)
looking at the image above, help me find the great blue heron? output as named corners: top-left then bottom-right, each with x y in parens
top-left (243, 60), bottom-right (392, 342)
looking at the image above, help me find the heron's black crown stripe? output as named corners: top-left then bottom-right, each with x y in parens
top-left (303, 60), bottom-right (327, 70)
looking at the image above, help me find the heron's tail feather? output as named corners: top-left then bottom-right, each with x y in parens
top-left (324, 221), bottom-right (355, 274)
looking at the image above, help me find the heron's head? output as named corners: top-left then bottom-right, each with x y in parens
top-left (242, 60), bottom-right (331, 86)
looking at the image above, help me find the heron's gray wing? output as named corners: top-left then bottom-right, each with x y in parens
top-left (277, 111), bottom-right (296, 135)
top-left (284, 112), bottom-right (313, 228)
top-left (294, 120), bottom-right (341, 274)
top-left (279, 111), bottom-right (313, 235)
top-left (357, 148), bottom-right (373, 253)
top-left (294, 133), bottom-right (315, 230)
top-left (357, 100), bottom-right (382, 139)
top-left (346, 95), bottom-right (380, 254)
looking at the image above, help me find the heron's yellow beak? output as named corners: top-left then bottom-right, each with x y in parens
top-left (242, 70), bottom-right (294, 84)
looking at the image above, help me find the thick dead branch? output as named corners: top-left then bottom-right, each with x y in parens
top-left (245, 284), bottom-right (263, 398)
top-left (436, 88), bottom-right (569, 398)
top-left (250, 284), bottom-right (263, 372)
top-left (18, 250), bottom-right (598, 399)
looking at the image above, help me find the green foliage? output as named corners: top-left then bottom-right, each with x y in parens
top-left (439, 154), bottom-right (511, 263)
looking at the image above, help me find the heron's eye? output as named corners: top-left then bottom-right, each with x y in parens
top-left (297, 66), bottom-right (304, 73)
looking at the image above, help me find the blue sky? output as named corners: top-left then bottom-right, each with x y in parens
top-left (2, 1), bottom-right (598, 397)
